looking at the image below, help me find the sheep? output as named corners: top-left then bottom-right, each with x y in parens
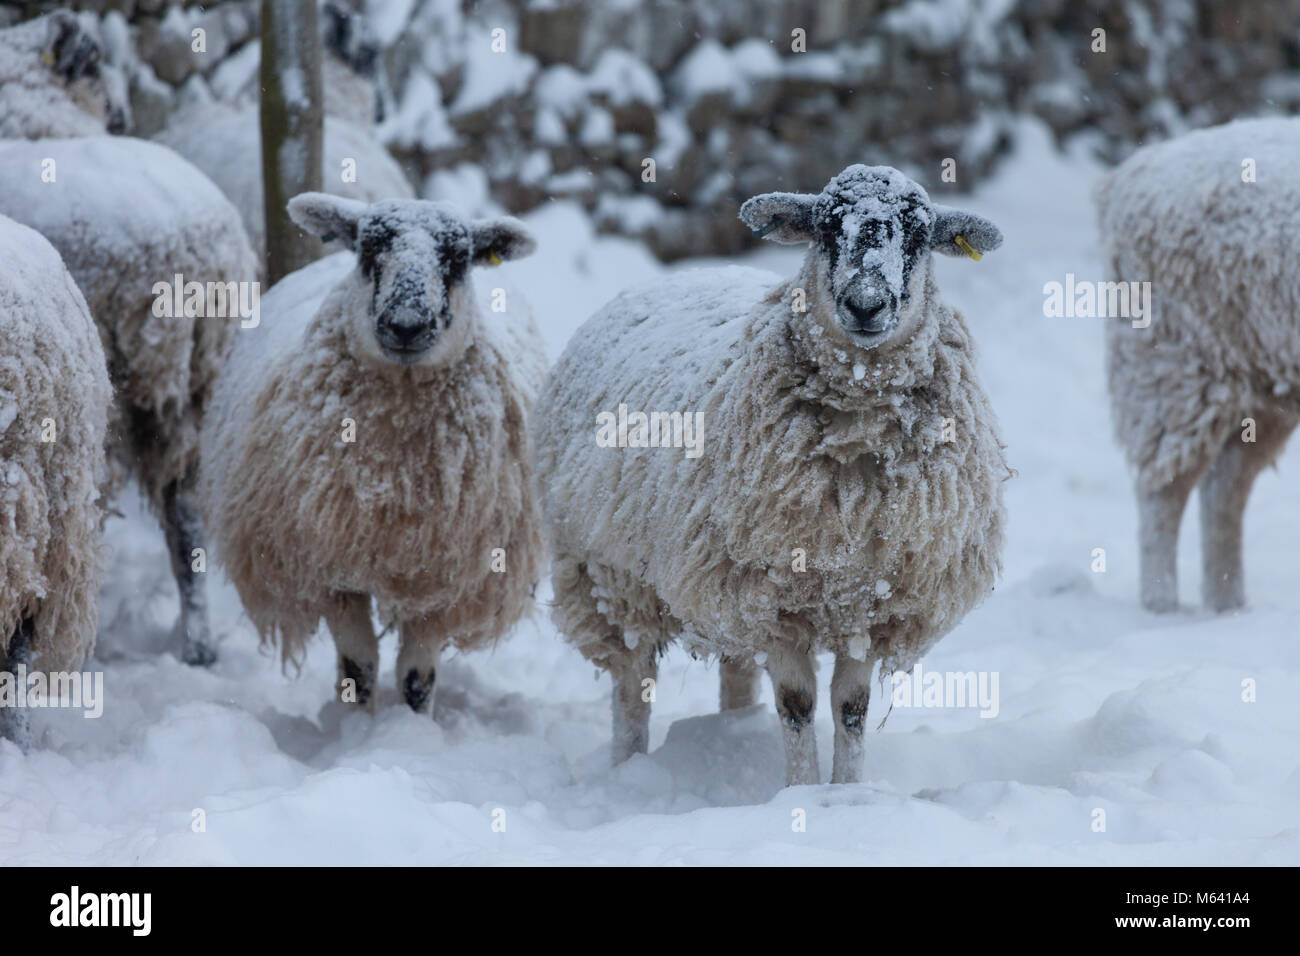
top-left (0, 135), bottom-right (259, 666)
top-left (217, 0), bottom-right (388, 127)
top-left (0, 10), bottom-right (130, 139)
top-left (199, 193), bottom-right (545, 716)
top-left (156, 1), bottom-right (409, 263)
top-left (318, 0), bottom-right (389, 126)
top-left (155, 103), bottom-right (415, 264)
top-left (1095, 117), bottom-right (1300, 613)
top-left (0, 214), bottom-right (111, 748)
top-left (535, 164), bottom-right (1008, 786)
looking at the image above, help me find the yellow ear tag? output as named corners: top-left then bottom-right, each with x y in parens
top-left (41, 52), bottom-right (55, 66)
top-left (953, 235), bottom-right (982, 262)
top-left (487, 250), bottom-right (502, 266)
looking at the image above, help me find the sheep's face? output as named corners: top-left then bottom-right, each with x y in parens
top-left (43, 12), bottom-right (131, 134)
top-left (287, 194), bottom-right (537, 368)
top-left (739, 165), bottom-right (1003, 350)
top-left (322, 0), bottom-right (383, 121)
top-left (813, 168), bottom-right (934, 346)
top-left (323, 0), bottom-right (380, 79)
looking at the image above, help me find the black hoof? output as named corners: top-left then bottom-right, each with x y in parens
top-left (339, 657), bottom-right (375, 706)
top-left (181, 640), bottom-right (218, 668)
top-left (402, 667), bottom-right (436, 713)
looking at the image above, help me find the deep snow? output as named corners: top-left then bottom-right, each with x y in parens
top-left (2, 120), bottom-right (1298, 865)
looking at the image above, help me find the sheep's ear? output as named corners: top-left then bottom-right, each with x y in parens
top-left (287, 192), bottom-right (366, 249)
top-left (930, 206), bottom-right (1003, 259)
top-left (321, 0), bottom-right (349, 50)
top-left (738, 192), bottom-right (817, 243)
top-left (471, 217), bottom-right (536, 266)
top-left (47, 11), bottom-right (100, 82)
top-left (100, 63), bottom-right (133, 134)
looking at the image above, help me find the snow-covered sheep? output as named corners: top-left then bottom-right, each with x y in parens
top-left (0, 136), bottom-right (258, 666)
top-left (536, 165), bottom-right (1008, 785)
top-left (1095, 117), bottom-right (1300, 613)
top-left (0, 214), bottom-right (111, 748)
top-left (0, 10), bottom-right (130, 139)
top-left (215, 0), bottom-right (387, 127)
top-left (318, 0), bottom-right (388, 126)
top-left (155, 103), bottom-right (414, 263)
top-left (200, 194), bottom-right (545, 715)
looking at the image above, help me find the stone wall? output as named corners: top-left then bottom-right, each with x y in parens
top-left (8, 0), bottom-right (1300, 259)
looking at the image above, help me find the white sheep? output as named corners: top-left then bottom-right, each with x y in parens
top-left (535, 164), bottom-right (1008, 785)
top-left (214, 0), bottom-right (388, 128)
top-left (200, 194), bottom-right (545, 715)
top-left (1095, 117), bottom-right (1300, 613)
top-left (0, 213), bottom-right (111, 748)
top-left (0, 136), bottom-right (259, 666)
top-left (158, 2), bottom-right (406, 263)
top-left (0, 10), bottom-right (130, 139)
top-left (155, 103), bottom-right (415, 264)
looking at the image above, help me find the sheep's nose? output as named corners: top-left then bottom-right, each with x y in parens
top-left (844, 300), bottom-right (890, 334)
top-left (380, 319), bottom-right (425, 346)
top-left (106, 109), bottom-right (127, 135)
top-left (376, 308), bottom-right (434, 353)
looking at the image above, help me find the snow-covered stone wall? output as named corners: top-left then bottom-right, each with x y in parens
top-left (10, 0), bottom-right (1299, 259)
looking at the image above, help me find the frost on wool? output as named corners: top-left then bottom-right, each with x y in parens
top-left (199, 197), bottom-right (546, 667)
top-left (0, 214), bottom-right (110, 677)
top-left (155, 103), bottom-right (415, 265)
top-left (0, 11), bottom-right (130, 138)
top-left (1095, 117), bottom-right (1300, 614)
top-left (0, 136), bottom-right (258, 512)
top-left (1095, 117), bottom-right (1300, 494)
top-left (538, 164), bottom-right (1009, 677)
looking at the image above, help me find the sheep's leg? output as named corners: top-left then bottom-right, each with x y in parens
top-left (325, 592), bottom-right (378, 713)
top-left (396, 615), bottom-right (444, 717)
top-left (719, 655), bottom-right (761, 710)
top-left (830, 653), bottom-right (871, 784)
top-left (611, 644), bottom-right (658, 764)
top-left (162, 478), bottom-right (215, 667)
top-left (766, 646), bottom-right (820, 786)
top-left (0, 617), bottom-right (33, 750)
top-left (1137, 469), bottom-right (1199, 613)
top-left (1200, 410), bottom-right (1298, 612)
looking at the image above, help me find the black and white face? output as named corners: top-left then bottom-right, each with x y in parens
top-left (45, 12), bottom-right (130, 134)
top-left (287, 195), bottom-right (536, 367)
top-left (357, 203), bottom-right (472, 363)
top-left (322, 0), bottom-right (379, 78)
top-left (813, 169), bottom-right (934, 347)
top-left (738, 164), bottom-right (1004, 350)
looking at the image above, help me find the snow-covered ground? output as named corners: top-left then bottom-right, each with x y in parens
top-left (3, 120), bottom-right (1298, 865)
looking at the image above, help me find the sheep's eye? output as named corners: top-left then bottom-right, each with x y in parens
top-left (433, 232), bottom-right (470, 280)
top-left (442, 247), bottom-right (469, 284)
top-left (360, 227), bottom-right (393, 254)
top-left (358, 227), bottom-right (395, 274)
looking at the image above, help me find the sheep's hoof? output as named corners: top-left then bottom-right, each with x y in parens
top-left (402, 667), bottom-right (436, 715)
top-left (1206, 595), bottom-right (1246, 614)
top-left (338, 656), bottom-right (376, 710)
top-left (179, 635), bottom-right (218, 668)
top-left (1139, 591), bottom-right (1179, 614)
